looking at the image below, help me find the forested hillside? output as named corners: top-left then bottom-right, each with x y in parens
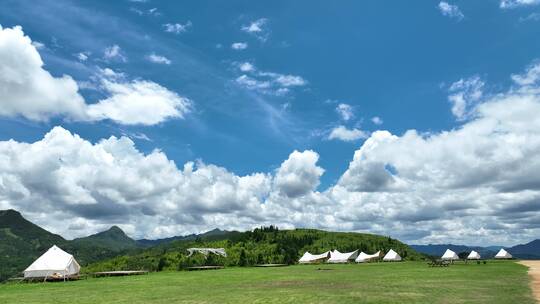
top-left (85, 227), bottom-right (423, 272)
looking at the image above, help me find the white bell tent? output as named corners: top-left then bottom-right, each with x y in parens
top-left (327, 249), bottom-right (359, 263)
top-left (298, 251), bottom-right (330, 264)
top-left (382, 249), bottom-right (402, 261)
top-left (467, 250), bottom-right (481, 260)
top-left (441, 249), bottom-right (459, 261)
top-left (355, 251), bottom-right (381, 263)
top-left (494, 248), bottom-right (512, 259)
top-left (24, 245), bottom-right (80, 279)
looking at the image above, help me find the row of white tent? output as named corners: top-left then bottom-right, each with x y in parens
top-left (441, 248), bottom-right (513, 260)
top-left (299, 249), bottom-right (402, 264)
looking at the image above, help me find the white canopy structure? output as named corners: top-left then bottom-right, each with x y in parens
top-left (382, 249), bottom-right (402, 262)
top-left (298, 251), bottom-right (330, 264)
top-left (355, 251), bottom-right (381, 263)
top-left (186, 248), bottom-right (227, 257)
top-left (467, 250), bottom-right (481, 260)
top-left (24, 245), bottom-right (80, 279)
top-left (441, 249), bottom-right (459, 261)
top-left (494, 248), bottom-right (512, 259)
top-left (327, 250), bottom-right (359, 263)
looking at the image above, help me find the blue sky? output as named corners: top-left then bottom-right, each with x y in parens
top-left (1, 0), bottom-right (540, 245)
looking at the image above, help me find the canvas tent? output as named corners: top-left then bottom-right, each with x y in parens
top-left (24, 245), bottom-right (80, 279)
top-left (298, 251), bottom-right (330, 264)
top-left (186, 248), bottom-right (227, 257)
top-left (382, 249), bottom-right (402, 261)
top-left (494, 248), bottom-right (512, 259)
top-left (467, 250), bottom-right (481, 260)
top-left (441, 249), bottom-right (459, 261)
top-left (355, 251), bottom-right (381, 263)
top-left (327, 249), bottom-right (359, 263)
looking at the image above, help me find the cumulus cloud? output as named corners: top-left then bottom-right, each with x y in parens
top-left (438, 2), bottom-right (464, 20)
top-left (371, 116), bottom-right (383, 125)
top-left (231, 42), bottom-right (248, 50)
top-left (241, 18), bottom-right (269, 41)
top-left (103, 45), bottom-right (126, 62)
top-left (336, 103), bottom-right (354, 121)
top-left (447, 76), bottom-right (484, 120)
top-left (238, 62), bottom-right (255, 72)
top-left (500, 0), bottom-right (540, 8)
top-left (4, 64), bottom-right (540, 244)
top-left (0, 25), bottom-right (190, 125)
top-left (146, 53), bottom-right (171, 65)
top-left (328, 126), bottom-right (369, 142)
top-left (163, 21), bottom-right (192, 34)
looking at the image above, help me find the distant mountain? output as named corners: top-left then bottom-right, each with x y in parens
top-left (509, 239), bottom-right (540, 259)
top-left (0, 209), bottom-right (67, 281)
top-left (137, 228), bottom-right (236, 246)
top-left (71, 226), bottom-right (139, 251)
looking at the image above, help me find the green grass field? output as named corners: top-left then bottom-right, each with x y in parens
top-left (0, 261), bottom-right (534, 304)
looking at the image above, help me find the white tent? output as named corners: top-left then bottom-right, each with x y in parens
top-left (298, 251), bottom-right (330, 264)
top-left (327, 249), bottom-right (359, 263)
top-left (24, 245), bottom-right (80, 279)
top-left (467, 250), bottom-right (481, 260)
top-left (382, 249), bottom-right (402, 261)
top-left (494, 248), bottom-right (512, 259)
top-left (355, 251), bottom-right (381, 263)
top-left (441, 249), bottom-right (459, 261)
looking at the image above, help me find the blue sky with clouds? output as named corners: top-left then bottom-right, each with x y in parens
top-left (1, 0), bottom-right (540, 245)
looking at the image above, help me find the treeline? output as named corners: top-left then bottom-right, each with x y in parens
top-left (84, 227), bottom-right (423, 273)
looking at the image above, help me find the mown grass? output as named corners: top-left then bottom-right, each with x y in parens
top-left (0, 261), bottom-right (534, 304)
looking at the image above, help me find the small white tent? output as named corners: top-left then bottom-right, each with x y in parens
top-left (382, 249), bottom-right (402, 261)
top-left (355, 251), bottom-right (381, 263)
top-left (298, 251), bottom-right (330, 264)
top-left (441, 249), bottom-right (459, 261)
top-left (24, 245), bottom-right (80, 279)
top-left (467, 250), bottom-right (481, 260)
top-left (327, 249), bottom-right (359, 263)
top-left (495, 248), bottom-right (512, 259)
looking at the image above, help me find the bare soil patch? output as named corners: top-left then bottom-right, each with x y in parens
top-left (519, 260), bottom-right (540, 303)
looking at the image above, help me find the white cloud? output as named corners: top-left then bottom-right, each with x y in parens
top-left (103, 44), bottom-right (126, 62)
top-left (336, 103), bottom-right (354, 121)
top-left (274, 74), bottom-right (306, 87)
top-left (371, 116), bottom-right (383, 125)
top-left (500, 0), bottom-right (540, 8)
top-left (31, 41), bottom-right (45, 49)
top-left (238, 62), bottom-right (255, 72)
top-left (0, 25), bottom-right (190, 125)
top-left (241, 18), bottom-right (269, 41)
top-left (231, 42), bottom-right (248, 50)
top-left (163, 22), bottom-right (192, 34)
top-left (438, 2), bottom-right (464, 20)
top-left (447, 76), bottom-right (484, 120)
top-left (5, 63), bottom-right (540, 244)
top-left (76, 52), bottom-right (90, 61)
top-left (328, 126), bottom-right (369, 142)
top-left (511, 61), bottom-right (540, 86)
top-left (146, 53), bottom-right (171, 65)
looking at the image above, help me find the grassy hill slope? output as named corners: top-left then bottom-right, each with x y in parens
top-left (85, 226), bottom-right (424, 272)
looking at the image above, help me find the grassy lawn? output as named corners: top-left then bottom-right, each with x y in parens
top-left (0, 261), bottom-right (534, 304)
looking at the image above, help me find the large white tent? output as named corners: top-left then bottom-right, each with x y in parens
top-left (355, 251), bottom-right (381, 263)
top-left (298, 251), bottom-right (330, 264)
top-left (467, 250), bottom-right (481, 260)
top-left (441, 249), bottom-right (459, 261)
top-left (382, 249), bottom-right (402, 262)
top-left (494, 248), bottom-right (512, 259)
top-left (327, 249), bottom-right (359, 263)
top-left (24, 245), bottom-right (80, 279)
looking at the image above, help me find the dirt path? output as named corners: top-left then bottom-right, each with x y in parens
top-left (519, 260), bottom-right (540, 303)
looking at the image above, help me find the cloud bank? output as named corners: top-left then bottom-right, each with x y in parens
top-left (0, 25), bottom-right (189, 125)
